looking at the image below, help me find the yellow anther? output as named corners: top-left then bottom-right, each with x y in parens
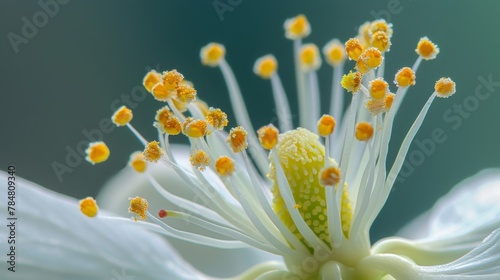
top-left (176, 83), bottom-right (197, 103)
top-left (85, 142), bottom-right (110, 165)
top-left (369, 78), bottom-right (389, 100)
top-left (341, 71), bottom-right (363, 93)
top-left (128, 196), bottom-right (148, 221)
top-left (200, 43), bottom-right (226, 67)
top-left (206, 107), bottom-right (228, 130)
top-left (319, 166), bottom-right (341, 186)
top-left (317, 115), bottom-right (336, 137)
top-left (227, 126), bottom-right (248, 153)
top-left (151, 83), bottom-right (171, 102)
top-left (143, 70), bottom-right (162, 93)
top-left (345, 38), bottom-right (363, 61)
top-left (171, 98), bottom-right (188, 113)
top-left (111, 106), bottom-right (133, 126)
top-left (435, 77), bottom-right (456, 98)
top-left (293, 204), bottom-right (300, 209)
top-left (162, 69), bottom-right (184, 91)
top-left (355, 122), bottom-right (374, 141)
top-left (357, 21), bottom-right (371, 47)
top-left (416, 37), bottom-right (439, 60)
top-left (355, 58), bottom-right (369, 74)
top-left (215, 156), bottom-right (235, 176)
top-left (143, 141), bottom-right (164, 163)
top-left (257, 124), bottom-right (279, 150)
top-left (163, 116), bottom-right (182, 135)
top-left (79, 197), bottom-right (98, 218)
top-left (385, 93), bottom-right (395, 109)
top-left (284, 14), bottom-right (311, 40)
top-left (359, 47), bottom-right (383, 69)
top-left (129, 151), bottom-right (147, 173)
top-left (254, 55), bottom-right (278, 79)
top-left (394, 67), bottom-right (416, 88)
top-left (182, 118), bottom-right (207, 138)
top-left (370, 19), bottom-right (393, 38)
top-left (155, 106), bottom-right (174, 124)
top-left (365, 98), bottom-right (389, 115)
top-left (190, 149), bottom-right (210, 171)
top-left (299, 43), bottom-right (321, 72)
top-left (323, 39), bottom-right (346, 67)
top-left (370, 31), bottom-right (391, 52)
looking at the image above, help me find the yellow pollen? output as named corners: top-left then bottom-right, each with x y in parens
top-left (128, 196), bottom-right (148, 221)
top-left (370, 19), bottom-right (393, 38)
top-left (416, 37), bottom-right (439, 60)
top-left (341, 71), bottom-right (363, 93)
top-left (201, 43), bottom-right (226, 67)
top-left (319, 166), bottom-right (341, 186)
top-left (190, 150), bottom-right (210, 171)
top-left (345, 38), bottom-right (363, 61)
top-left (369, 78), bottom-right (389, 100)
top-left (128, 151), bottom-right (147, 173)
top-left (355, 122), bottom-right (374, 141)
top-left (162, 69), bottom-right (184, 91)
top-left (227, 126), bottom-right (248, 153)
top-left (360, 47), bottom-right (383, 69)
top-left (317, 114), bottom-right (336, 137)
top-left (112, 106), bottom-right (133, 126)
top-left (299, 43), bottom-right (321, 71)
top-left (182, 118), bottom-right (207, 138)
top-left (85, 141), bottom-right (110, 165)
top-left (151, 83), bottom-right (172, 102)
top-left (284, 14), bottom-right (310, 39)
top-left (176, 83), bottom-right (197, 103)
top-left (215, 156), bottom-right (235, 176)
top-left (365, 98), bottom-right (390, 115)
top-left (355, 59), bottom-right (369, 74)
top-left (293, 204), bottom-right (300, 209)
top-left (257, 125), bottom-right (279, 150)
top-left (206, 107), bottom-right (228, 130)
top-left (394, 67), bottom-right (416, 87)
top-left (143, 70), bottom-right (162, 93)
top-left (269, 128), bottom-right (353, 245)
top-left (323, 39), bottom-right (346, 67)
top-left (254, 55), bottom-right (278, 79)
top-left (143, 141), bottom-right (164, 163)
top-left (79, 197), bottom-right (98, 218)
top-left (435, 77), bottom-right (456, 98)
top-left (371, 30), bottom-right (391, 52)
top-left (163, 116), bottom-right (182, 135)
top-left (155, 106), bottom-right (173, 124)
top-left (385, 93), bottom-right (396, 109)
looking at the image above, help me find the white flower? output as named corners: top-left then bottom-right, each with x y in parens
top-left (5, 16), bottom-right (500, 280)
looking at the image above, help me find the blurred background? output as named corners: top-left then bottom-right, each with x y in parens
top-left (1, 0), bottom-right (500, 244)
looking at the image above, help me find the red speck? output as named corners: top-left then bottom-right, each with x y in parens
top-left (158, 209), bottom-right (168, 218)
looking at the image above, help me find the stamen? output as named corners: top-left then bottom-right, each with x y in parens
top-left (128, 151), bottom-right (147, 173)
top-left (369, 78), bottom-right (389, 100)
top-left (319, 166), bottom-right (341, 186)
top-left (176, 83), bottom-right (197, 103)
top-left (284, 14), bottom-right (310, 40)
top-left (79, 197), bottom-right (98, 218)
top-left (254, 55), bottom-right (278, 79)
top-left (299, 43), bottom-right (322, 72)
top-left (85, 141), bottom-right (110, 164)
top-left (182, 118), bottom-right (207, 138)
top-left (215, 156), bottom-right (235, 176)
top-left (317, 115), bottom-right (336, 137)
top-left (370, 31), bottom-right (391, 52)
top-left (355, 122), bottom-right (374, 141)
top-left (205, 107), bottom-right (229, 130)
top-left (143, 141), bottom-right (164, 163)
top-left (435, 77), bottom-right (456, 98)
top-left (226, 126), bottom-right (248, 153)
top-left (394, 67), bottom-right (416, 88)
top-left (128, 196), bottom-right (149, 221)
top-left (257, 125), bottom-right (279, 150)
top-left (200, 42), bottom-right (226, 67)
top-left (111, 106), bottom-right (133, 126)
top-left (270, 74), bottom-right (293, 131)
top-left (190, 149), bottom-right (210, 171)
top-left (143, 70), bottom-right (162, 93)
top-left (158, 209), bottom-right (168, 218)
top-left (345, 38), bottom-right (363, 61)
top-left (323, 39), bottom-right (346, 67)
top-left (359, 47), bottom-right (383, 70)
top-left (416, 37), bottom-right (439, 60)
top-left (370, 19), bottom-right (393, 38)
top-left (341, 71), bottom-right (363, 93)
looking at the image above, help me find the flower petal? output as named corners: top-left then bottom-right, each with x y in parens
top-left (97, 144), bottom-right (281, 277)
top-left (0, 171), bottom-right (205, 280)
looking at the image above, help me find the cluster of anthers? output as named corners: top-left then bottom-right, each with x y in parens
top-left (81, 15), bottom-right (456, 279)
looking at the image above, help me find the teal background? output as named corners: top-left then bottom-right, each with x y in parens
top-left (1, 0), bottom-right (500, 243)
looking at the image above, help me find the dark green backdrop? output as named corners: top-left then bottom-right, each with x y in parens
top-left (2, 0), bottom-right (500, 241)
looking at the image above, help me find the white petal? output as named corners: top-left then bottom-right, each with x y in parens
top-left (0, 171), bottom-right (205, 280)
top-left (97, 144), bottom-right (281, 277)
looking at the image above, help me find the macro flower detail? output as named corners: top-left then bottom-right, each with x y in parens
top-left (8, 15), bottom-right (500, 280)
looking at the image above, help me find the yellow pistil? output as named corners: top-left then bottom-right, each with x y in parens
top-left (190, 149), bottom-right (210, 171)
top-left (416, 37), bottom-right (439, 60)
top-left (369, 78), bottom-right (389, 100)
top-left (317, 114), bottom-right (336, 137)
top-left (319, 166), bottom-right (341, 186)
top-left (435, 77), bottom-right (456, 98)
top-left (227, 126), bottom-right (248, 153)
top-left (182, 118), bottom-right (207, 138)
top-left (269, 128), bottom-right (353, 246)
top-left (205, 107), bottom-right (228, 130)
top-left (111, 106), bottom-right (133, 126)
top-left (128, 196), bottom-right (148, 221)
top-left (370, 19), bottom-right (393, 38)
top-left (257, 124), bottom-right (279, 150)
top-left (143, 70), bottom-right (162, 93)
top-left (201, 43), bottom-right (226, 67)
top-left (79, 197), bottom-right (98, 218)
top-left (299, 43), bottom-right (321, 72)
top-left (341, 71), bottom-right (363, 93)
top-left (370, 31), bottom-right (391, 52)
top-left (345, 38), bottom-right (363, 61)
top-left (128, 151), bottom-right (147, 173)
top-left (323, 39), bottom-right (346, 67)
top-left (85, 142), bottom-right (110, 164)
top-left (355, 122), bottom-right (374, 141)
top-left (215, 156), bottom-right (235, 176)
top-left (284, 14), bottom-right (310, 40)
top-left (254, 55), bottom-right (278, 79)
top-left (394, 67), bottom-right (416, 88)
top-left (143, 141), bottom-right (164, 163)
